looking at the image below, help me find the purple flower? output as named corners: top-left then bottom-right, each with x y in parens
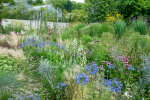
top-left (102, 78), bottom-right (122, 93)
top-left (75, 73), bottom-right (89, 85)
top-left (57, 82), bottom-right (66, 90)
top-left (86, 63), bottom-right (98, 75)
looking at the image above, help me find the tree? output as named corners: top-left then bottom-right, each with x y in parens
top-left (64, 0), bottom-right (73, 12)
top-left (34, 0), bottom-right (43, 5)
top-left (117, 0), bottom-right (150, 21)
top-left (85, 0), bottom-right (118, 22)
top-left (0, 0), bottom-right (15, 33)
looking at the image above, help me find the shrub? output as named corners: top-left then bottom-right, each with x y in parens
top-left (132, 19), bottom-right (148, 35)
top-left (81, 23), bottom-right (113, 37)
top-left (62, 22), bottom-right (86, 40)
top-left (80, 35), bottom-right (93, 46)
top-left (114, 20), bottom-right (126, 39)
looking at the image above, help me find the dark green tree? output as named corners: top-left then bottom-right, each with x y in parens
top-left (35, 0), bottom-right (43, 5)
top-left (0, 0), bottom-right (15, 33)
top-left (117, 0), bottom-right (150, 21)
top-left (64, 0), bottom-right (73, 12)
top-left (85, 0), bottom-right (118, 22)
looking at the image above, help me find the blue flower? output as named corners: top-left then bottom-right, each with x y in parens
top-left (102, 78), bottom-right (122, 93)
top-left (86, 63), bottom-right (98, 75)
top-left (55, 43), bottom-right (61, 47)
top-left (54, 50), bottom-right (58, 53)
top-left (128, 66), bottom-right (135, 71)
top-left (37, 49), bottom-right (42, 52)
top-left (60, 45), bottom-right (65, 49)
top-left (57, 82), bottom-right (66, 90)
top-left (107, 64), bottom-right (115, 69)
top-left (75, 73), bottom-right (89, 85)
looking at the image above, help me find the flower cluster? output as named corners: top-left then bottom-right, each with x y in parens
top-left (102, 78), bottom-right (122, 93)
top-left (86, 62), bottom-right (98, 75)
top-left (57, 82), bottom-right (67, 90)
top-left (102, 61), bottom-right (115, 69)
top-left (18, 38), bottom-right (66, 53)
top-left (75, 73), bottom-right (89, 85)
top-left (81, 50), bottom-right (92, 55)
top-left (114, 55), bottom-right (131, 66)
top-left (128, 66), bottom-right (135, 71)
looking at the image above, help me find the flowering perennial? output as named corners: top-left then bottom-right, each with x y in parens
top-left (86, 62), bottom-right (98, 75)
top-left (57, 82), bottom-right (66, 90)
top-left (102, 78), bottom-right (122, 93)
top-left (75, 73), bottom-right (89, 85)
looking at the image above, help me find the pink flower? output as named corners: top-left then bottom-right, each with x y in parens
top-left (128, 56), bottom-right (132, 58)
top-left (130, 76), bottom-right (134, 78)
top-left (88, 52), bottom-right (91, 54)
top-left (124, 62), bottom-right (128, 64)
top-left (99, 65), bottom-right (103, 69)
top-left (92, 61), bottom-right (95, 64)
top-left (107, 62), bottom-right (111, 66)
top-left (102, 61), bottom-right (105, 64)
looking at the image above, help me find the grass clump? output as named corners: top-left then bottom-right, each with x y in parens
top-left (81, 23), bottom-right (113, 37)
top-left (62, 22), bottom-right (86, 40)
top-left (115, 20), bottom-right (126, 39)
top-left (132, 19), bottom-right (148, 35)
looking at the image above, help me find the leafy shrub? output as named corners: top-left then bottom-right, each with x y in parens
top-left (80, 35), bottom-right (93, 46)
top-left (81, 23), bottom-right (113, 37)
top-left (0, 55), bottom-right (20, 73)
top-left (115, 20), bottom-right (126, 38)
top-left (62, 22), bottom-right (86, 40)
top-left (132, 19), bottom-right (148, 35)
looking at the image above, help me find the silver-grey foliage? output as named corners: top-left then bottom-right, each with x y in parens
top-left (38, 58), bottom-right (55, 89)
top-left (140, 54), bottom-right (150, 89)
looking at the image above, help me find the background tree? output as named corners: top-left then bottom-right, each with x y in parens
top-left (34, 0), bottom-right (44, 5)
top-left (117, 0), bottom-right (150, 21)
top-left (0, 0), bottom-right (15, 33)
top-left (84, 0), bottom-right (118, 22)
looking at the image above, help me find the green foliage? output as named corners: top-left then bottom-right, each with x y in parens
top-left (81, 23), bottom-right (113, 37)
top-left (80, 35), bottom-right (93, 46)
top-left (114, 20), bottom-right (126, 39)
top-left (85, 0), bottom-right (118, 22)
top-left (118, 0), bottom-right (150, 20)
top-left (70, 9), bottom-right (88, 22)
top-left (0, 55), bottom-right (20, 73)
top-left (0, 0), bottom-right (15, 19)
top-left (62, 22), bottom-right (86, 40)
top-left (1, 22), bottom-right (25, 34)
top-left (132, 19), bottom-right (148, 35)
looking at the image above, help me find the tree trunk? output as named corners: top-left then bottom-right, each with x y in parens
top-left (0, 19), bottom-right (2, 33)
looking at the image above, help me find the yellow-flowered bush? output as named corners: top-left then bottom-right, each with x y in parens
top-left (105, 12), bottom-right (123, 24)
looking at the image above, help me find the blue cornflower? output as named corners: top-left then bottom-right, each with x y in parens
top-left (37, 49), bottom-right (42, 52)
top-left (128, 66), bottom-right (135, 71)
top-left (86, 63), bottom-right (98, 75)
top-left (102, 78), bottom-right (122, 93)
top-left (60, 45), bottom-right (65, 49)
top-left (48, 42), bottom-right (53, 47)
top-left (108, 64), bottom-right (115, 69)
top-left (37, 43), bottom-right (45, 48)
top-left (55, 43), bottom-right (61, 47)
top-left (22, 42), bottom-right (30, 47)
top-left (75, 73), bottom-right (89, 85)
top-left (18, 44), bottom-right (22, 48)
top-left (57, 82), bottom-right (66, 90)
top-left (54, 50), bottom-right (58, 52)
